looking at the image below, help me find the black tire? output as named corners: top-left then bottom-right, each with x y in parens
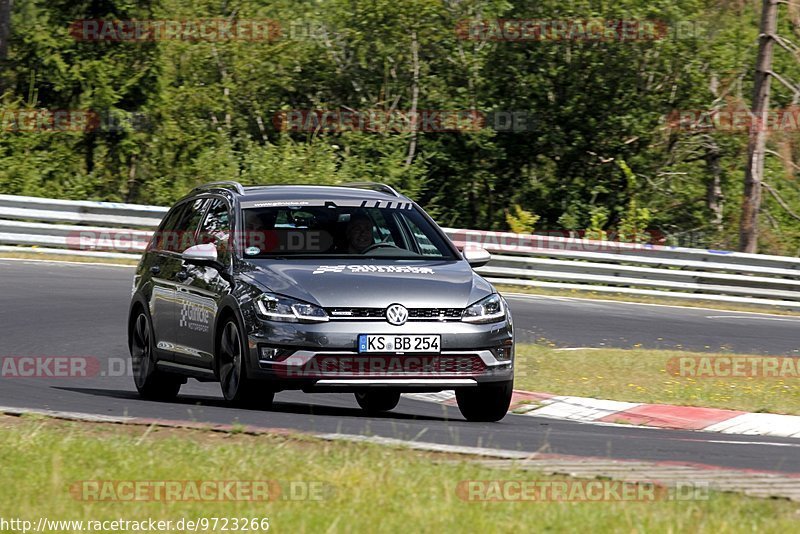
top-left (218, 318), bottom-right (273, 408)
top-left (456, 380), bottom-right (513, 422)
top-left (354, 390), bottom-right (401, 414)
top-left (130, 309), bottom-right (183, 401)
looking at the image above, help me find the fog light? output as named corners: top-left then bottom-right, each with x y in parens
top-left (492, 346), bottom-right (512, 361)
top-left (260, 347), bottom-right (279, 360)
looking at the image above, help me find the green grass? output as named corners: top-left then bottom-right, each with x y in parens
top-left (515, 345), bottom-right (800, 415)
top-left (0, 416), bottom-right (798, 533)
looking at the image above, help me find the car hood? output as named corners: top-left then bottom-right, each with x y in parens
top-left (240, 259), bottom-right (494, 308)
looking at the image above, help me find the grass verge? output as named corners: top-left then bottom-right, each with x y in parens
top-left (515, 344), bottom-right (800, 415)
top-left (0, 415), bottom-right (798, 533)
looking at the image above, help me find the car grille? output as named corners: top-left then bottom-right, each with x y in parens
top-left (282, 354), bottom-right (486, 378)
top-left (326, 307), bottom-right (463, 321)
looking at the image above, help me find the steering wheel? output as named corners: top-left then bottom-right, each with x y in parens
top-left (362, 242), bottom-right (399, 253)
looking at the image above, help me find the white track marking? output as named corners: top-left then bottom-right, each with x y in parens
top-left (679, 439), bottom-right (800, 448)
top-left (705, 315), bottom-right (800, 323)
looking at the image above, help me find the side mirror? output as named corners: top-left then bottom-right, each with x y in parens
top-left (182, 243), bottom-right (219, 265)
top-left (463, 247), bottom-right (491, 268)
top-left (182, 244), bottom-right (232, 283)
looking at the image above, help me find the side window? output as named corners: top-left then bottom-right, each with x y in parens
top-left (198, 199), bottom-right (231, 262)
top-left (164, 198), bottom-right (208, 253)
top-left (150, 203), bottom-right (187, 252)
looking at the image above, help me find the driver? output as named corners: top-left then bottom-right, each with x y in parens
top-left (345, 214), bottom-right (375, 253)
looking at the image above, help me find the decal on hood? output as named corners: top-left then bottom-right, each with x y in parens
top-left (313, 265), bottom-right (435, 275)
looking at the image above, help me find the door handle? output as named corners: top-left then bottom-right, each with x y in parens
top-left (150, 265), bottom-right (160, 275)
top-left (176, 270), bottom-right (189, 282)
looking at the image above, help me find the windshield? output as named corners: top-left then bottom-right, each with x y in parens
top-left (239, 204), bottom-right (456, 260)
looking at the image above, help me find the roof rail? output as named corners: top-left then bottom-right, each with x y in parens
top-left (192, 181), bottom-right (245, 195)
top-left (340, 182), bottom-right (401, 197)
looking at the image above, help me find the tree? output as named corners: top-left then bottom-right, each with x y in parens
top-left (740, 0), bottom-right (778, 253)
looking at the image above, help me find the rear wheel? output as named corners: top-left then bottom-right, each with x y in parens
top-left (354, 390), bottom-right (401, 414)
top-left (130, 310), bottom-right (182, 401)
top-left (456, 380), bottom-right (513, 422)
top-left (218, 318), bottom-right (273, 408)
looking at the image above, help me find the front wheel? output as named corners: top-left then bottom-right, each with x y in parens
top-left (456, 380), bottom-right (513, 422)
top-left (218, 318), bottom-right (273, 408)
top-left (354, 390), bottom-right (401, 414)
top-left (130, 310), bottom-right (183, 401)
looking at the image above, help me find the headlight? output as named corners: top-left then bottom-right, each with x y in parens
top-left (256, 293), bottom-right (329, 323)
top-left (462, 294), bottom-right (506, 324)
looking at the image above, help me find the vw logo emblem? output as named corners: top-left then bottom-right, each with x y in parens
top-left (385, 304), bottom-right (408, 326)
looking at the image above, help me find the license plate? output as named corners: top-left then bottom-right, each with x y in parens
top-left (358, 334), bottom-right (441, 354)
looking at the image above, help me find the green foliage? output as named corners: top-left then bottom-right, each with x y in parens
top-left (3, 0), bottom-right (800, 253)
top-left (616, 160), bottom-right (652, 243)
top-left (586, 207), bottom-right (609, 241)
top-left (505, 204), bottom-right (539, 234)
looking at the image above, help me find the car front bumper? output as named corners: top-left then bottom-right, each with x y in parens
top-left (244, 316), bottom-right (514, 391)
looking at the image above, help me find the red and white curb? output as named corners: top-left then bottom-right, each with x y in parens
top-left (405, 391), bottom-right (800, 438)
top-left (2, 404), bottom-right (799, 502)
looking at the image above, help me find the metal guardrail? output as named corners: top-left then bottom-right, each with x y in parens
top-left (2, 195), bottom-right (800, 309)
top-left (445, 228), bottom-right (800, 309)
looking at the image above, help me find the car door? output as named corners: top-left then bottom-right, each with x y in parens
top-left (158, 197), bottom-right (210, 362)
top-left (145, 202), bottom-right (189, 360)
top-left (174, 197), bottom-right (233, 368)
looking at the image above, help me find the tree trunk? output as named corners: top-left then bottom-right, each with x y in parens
top-left (405, 30), bottom-right (419, 168)
top-left (0, 0), bottom-right (10, 62)
top-left (740, 0), bottom-right (778, 253)
top-left (706, 142), bottom-right (724, 234)
top-left (125, 154), bottom-right (138, 203)
top-left (0, 0), bottom-right (12, 94)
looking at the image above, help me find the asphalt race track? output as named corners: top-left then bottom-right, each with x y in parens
top-left (2, 259), bottom-right (800, 475)
top-left (508, 294), bottom-right (800, 355)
